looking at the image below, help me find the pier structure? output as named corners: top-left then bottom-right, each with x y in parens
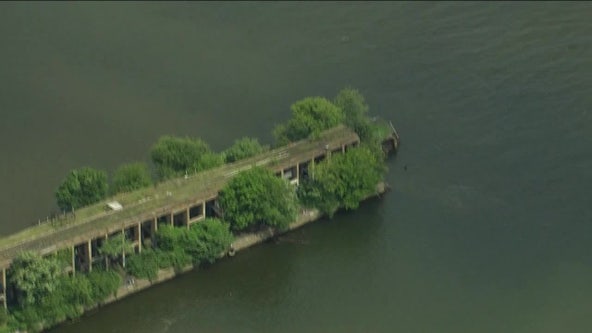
top-left (0, 125), bottom-right (374, 309)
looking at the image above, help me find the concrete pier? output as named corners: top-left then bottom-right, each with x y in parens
top-left (0, 123), bottom-right (399, 311)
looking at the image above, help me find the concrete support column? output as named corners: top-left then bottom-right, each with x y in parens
top-left (2, 268), bottom-right (6, 309)
top-left (121, 229), bottom-right (127, 268)
top-left (104, 235), bottom-right (109, 269)
top-left (71, 245), bottom-right (76, 276)
top-left (342, 144), bottom-right (345, 153)
top-left (186, 207), bottom-right (191, 229)
top-left (136, 222), bottom-right (142, 253)
top-left (202, 201), bottom-right (206, 218)
top-left (153, 217), bottom-right (158, 232)
top-left (280, 169), bottom-right (284, 178)
top-left (87, 240), bottom-right (93, 272)
top-left (296, 163), bottom-right (300, 183)
top-left (170, 212), bottom-right (174, 226)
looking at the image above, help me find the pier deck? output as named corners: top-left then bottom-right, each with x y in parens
top-left (0, 125), bottom-right (360, 268)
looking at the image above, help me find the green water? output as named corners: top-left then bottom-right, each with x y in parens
top-left (1, 2), bottom-right (591, 332)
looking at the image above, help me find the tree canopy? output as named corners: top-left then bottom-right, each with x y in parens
top-left (219, 167), bottom-right (298, 231)
top-left (111, 162), bottom-right (152, 194)
top-left (55, 167), bottom-right (108, 211)
top-left (223, 137), bottom-right (267, 163)
top-left (150, 136), bottom-right (223, 180)
top-left (99, 233), bottom-right (135, 259)
top-left (8, 252), bottom-right (62, 307)
top-left (153, 219), bottom-right (232, 265)
top-left (298, 146), bottom-right (386, 217)
top-left (273, 97), bottom-right (344, 145)
top-left (334, 88), bottom-right (373, 142)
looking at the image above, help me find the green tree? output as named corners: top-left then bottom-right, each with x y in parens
top-left (111, 162), bottom-right (152, 194)
top-left (273, 97), bottom-right (344, 145)
top-left (55, 167), bottom-right (108, 211)
top-left (219, 167), bottom-right (298, 231)
top-left (184, 218), bottom-right (233, 264)
top-left (150, 136), bottom-right (223, 180)
top-left (196, 152), bottom-right (225, 171)
top-left (153, 220), bottom-right (232, 266)
top-left (223, 137), bottom-right (267, 163)
top-left (334, 88), bottom-right (373, 142)
top-left (298, 146), bottom-right (386, 217)
top-left (8, 252), bottom-right (62, 306)
top-left (99, 233), bottom-right (135, 268)
top-left (154, 225), bottom-right (185, 252)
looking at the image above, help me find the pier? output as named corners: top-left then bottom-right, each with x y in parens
top-left (0, 124), bottom-right (398, 310)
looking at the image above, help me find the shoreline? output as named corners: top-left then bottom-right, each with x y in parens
top-left (83, 183), bottom-right (389, 318)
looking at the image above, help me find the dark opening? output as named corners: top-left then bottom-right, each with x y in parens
top-left (299, 161), bottom-right (310, 180)
top-left (173, 211), bottom-right (187, 227)
top-left (157, 214), bottom-right (171, 227)
top-left (205, 199), bottom-right (222, 218)
top-left (189, 204), bottom-right (203, 220)
top-left (283, 166), bottom-right (297, 181)
top-left (314, 154), bottom-right (326, 164)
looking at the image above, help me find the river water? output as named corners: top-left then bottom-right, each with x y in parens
top-left (1, 2), bottom-right (591, 332)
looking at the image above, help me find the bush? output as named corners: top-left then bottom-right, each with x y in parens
top-left (87, 270), bottom-right (121, 301)
top-left (223, 137), bottom-right (267, 163)
top-left (55, 167), bottom-right (108, 211)
top-left (154, 220), bottom-right (232, 267)
top-left (185, 219), bottom-right (233, 264)
top-left (111, 162), bottom-right (152, 194)
top-left (0, 308), bottom-right (8, 327)
top-left (219, 167), bottom-right (298, 231)
top-left (7, 268), bottom-right (122, 332)
top-left (273, 97), bottom-right (344, 145)
top-left (154, 225), bottom-right (185, 252)
top-left (158, 248), bottom-right (192, 271)
top-left (126, 249), bottom-right (159, 281)
top-left (298, 146), bottom-right (386, 217)
top-left (150, 136), bottom-right (223, 179)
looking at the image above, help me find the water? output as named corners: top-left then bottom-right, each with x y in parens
top-left (1, 2), bottom-right (591, 332)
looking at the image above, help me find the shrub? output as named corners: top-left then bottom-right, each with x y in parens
top-left (126, 249), bottom-right (159, 281)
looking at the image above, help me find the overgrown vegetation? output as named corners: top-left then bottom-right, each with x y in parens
top-left (298, 146), bottom-right (386, 217)
top-left (150, 136), bottom-right (223, 180)
top-left (156, 219), bottom-right (233, 263)
top-left (10, 87), bottom-right (393, 332)
top-left (273, 97), bottom-right (345, 145)
top-left (219, 168), bottom-right (298, 231)
top-left (222, 137), bottom-right (267, 163)
top-left (55, 167), bottom-right (108, 211)
top-left (6, 252), bottom-right (120, 333)
top-left (111, 162), bottom-right (152, 194)
top-left (99, 233), bottom-right (135, 268)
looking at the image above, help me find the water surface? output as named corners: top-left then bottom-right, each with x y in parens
top-left (1, 2), bottom-right (591, 333)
